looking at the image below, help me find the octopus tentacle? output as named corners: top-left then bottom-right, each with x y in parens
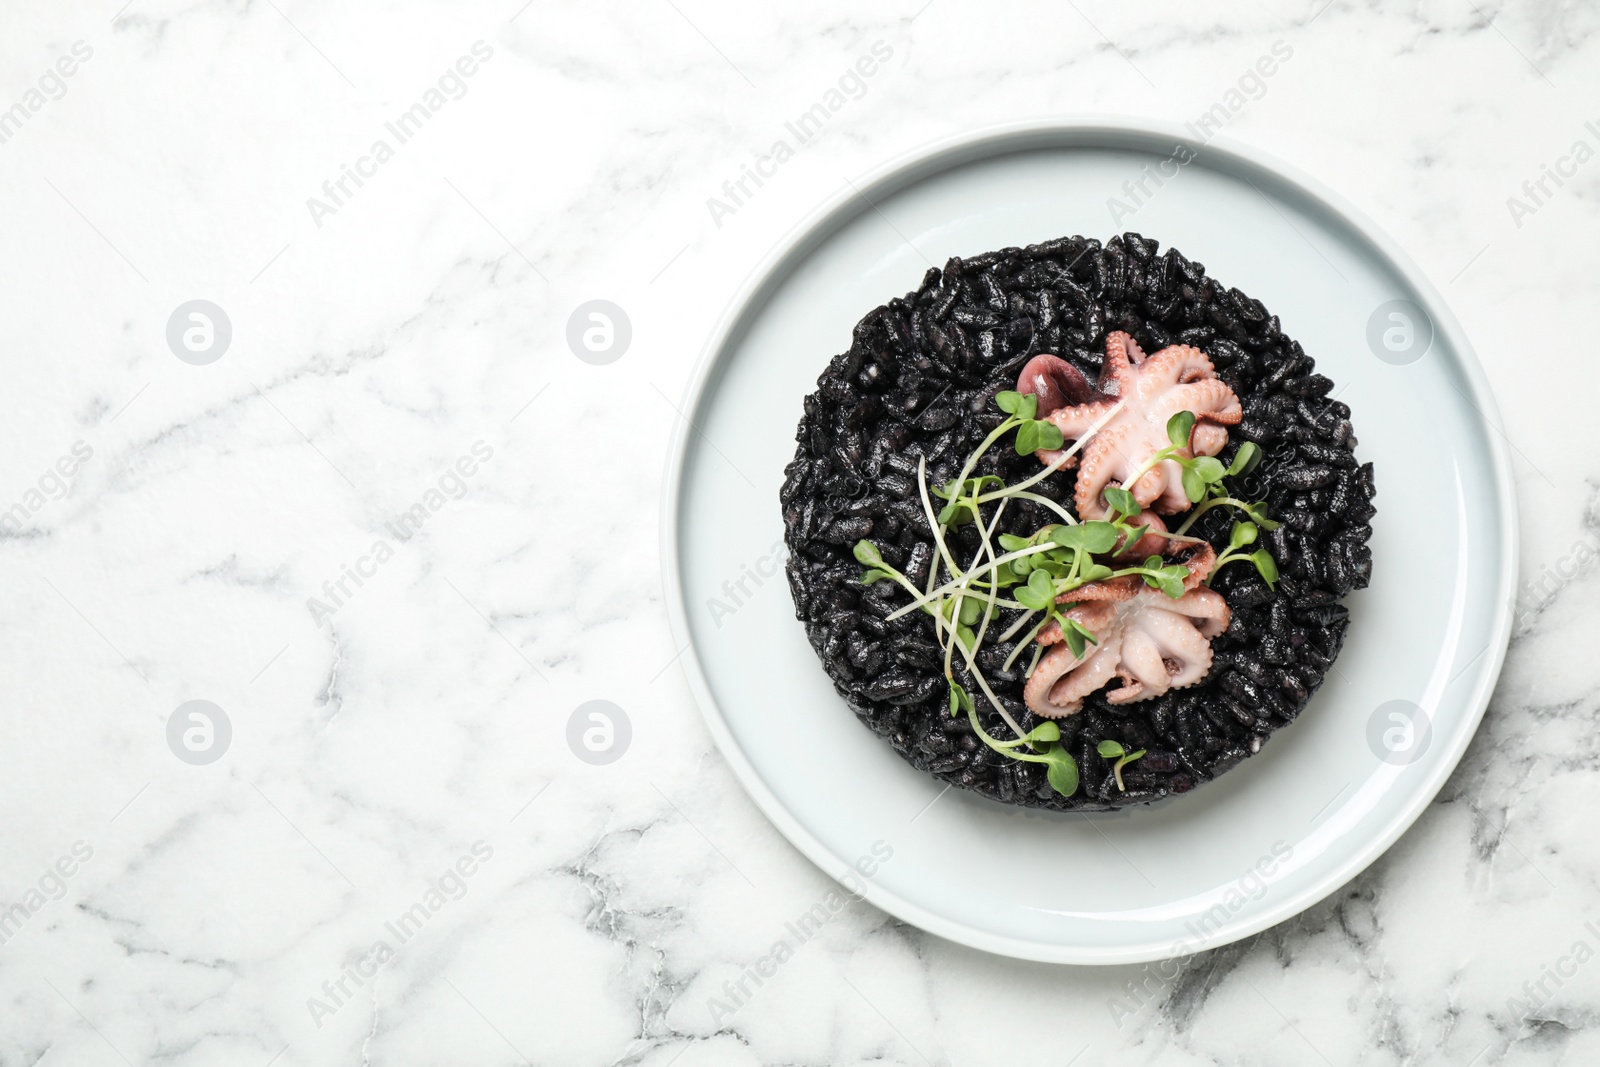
top-left (1191, 422), bottom-right (1230, 458)
top-left (1072, 423), bottom-right (1137, 519)
top-left (1157, 585), bottom-right (1231, 638)
top-left (1037, 398), bottom-right (1119, 467)
top-left (1138, 344), bottom-right (1216, 391)
top-left (1185, 543), bottom-right (1218, 587)
top-left (1108, 625), bottom-right (1170, 703)
top-left (1151, 456), bottom-right (1191, 514)
top-left (1100, 331), bottom-right (1145, 394)
top-left (1026, 631), bottom-right (1124, 718)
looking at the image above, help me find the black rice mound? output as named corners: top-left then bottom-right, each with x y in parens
top-left (781, 232), bottom-right (1376, 811)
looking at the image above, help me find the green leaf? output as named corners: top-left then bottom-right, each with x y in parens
top-left (1191, 456), bottom-right (1226, 483)
top-left (861, 568), bottom-right (890, 585)
top-left (1250, 501), bottom-right (1282, 531)
top-left (1033, 421), bottom-right (1064, 452)
top-left (995, 390), bottom-right (1024, 415)
top-left (971, 474), bottom-right (1004, 494)
top-left (1097, 739), bottom-right (1126, 759)
top-left (1251, 548), bottom-right (1279, 588)
top-left (1017, 392), bottom-right (1038, 421)
top-left (1158, 576), bottom-right (1186, 599)
top-left (1035, 557), bottom-right (1071, 579)
top-left (1050, 525), bottom-right (1085, 550)
top-left (956, 625), bottom-right (977, 652)
top-left (1181, 464), bottom-right (1206, 503)
top-left (1063, 624), bottom-right (1086, 658)
top-left (1123, 748), bottom-right (1147, 766)
top-left (1226, 441), bottom-right (1261, 477)
top-left (1229, 520), bottom-right (1258, 550)
top-left (1080, 562), bottom-right (1114, 582)
top-left (996, 720), bottom-right (1064, 750)
top-left (948, 684), bottom-right (960, 716)
top-left (1167, 410), bottom-right (1196, 449)
top-left (1103, 485), bottom-right (1140, 520)
top-left (853, 540), bottom-right (883, 567)
top-left (998, 533), bottom-right (1030, 553)
top-left (1014, 421), bottom-right (1039, 455)
top-left (1079, 521), bottom-right (1119, 554)
top-left (1014, 588), bottom-right (1048, 611)
top-left (1009, 558), bottom-right (1032, 577)
top-left (1044, 747), bottom-right (1080, 798)
top-left (958, 597), bottom-right (982, 627)
top-left (1025, 721), bottom-right (1061, 744)
top-left (1143, 554), bottom-right (1163, 570)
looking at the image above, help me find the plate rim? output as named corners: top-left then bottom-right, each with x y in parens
top-left (658, 116), bottom-right (1517, 965)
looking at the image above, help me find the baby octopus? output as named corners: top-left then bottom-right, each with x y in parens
top-left (1014, 333), bottom-right (1243, 718)
top-left (1023, 545), bottom-right (1232, 718)
top-left (1016, 331), bottom-right (1242, 522)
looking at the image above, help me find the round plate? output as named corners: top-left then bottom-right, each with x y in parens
top-left (661, 119), bottom-right (1515, 964)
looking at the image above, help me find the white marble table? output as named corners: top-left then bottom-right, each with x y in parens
top-left (1, 2), bottom-right (1596, 1064)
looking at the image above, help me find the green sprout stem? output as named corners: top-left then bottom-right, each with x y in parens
top-left (1173, 495), bottom-right (1277, 537)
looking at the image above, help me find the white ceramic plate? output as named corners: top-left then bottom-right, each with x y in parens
top-left (661, 120), bottom-right (1515, 965)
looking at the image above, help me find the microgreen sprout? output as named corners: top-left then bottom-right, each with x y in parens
top-left (853, 540), bottom-right (924, 601)
top-left (993, 390), bottom-right (1066, 456)
top-left (855, 395), bottom-right (1281, 800)
top-left (1096, 739), bottom-right (1147, 792)
top-left (1209, 519), bottom-right (1280, 589)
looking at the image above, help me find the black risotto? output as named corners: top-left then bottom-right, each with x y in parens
top-left (780, 232), bottom-right (1375, 811)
